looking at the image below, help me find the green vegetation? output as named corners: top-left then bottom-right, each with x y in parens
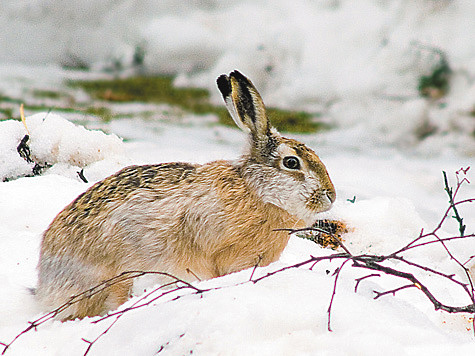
top-left (68, 76), bottom-right (326, 133)
top-left (0, 94), bottom-right (22, 104)
top-left (418, 49), bottom-right (451, 100)
top-left (31, 89), bottom-right (64, 100)
top-left (0, 107), bottom-right (13, 119)
top-left (0, 95), bottom-right (20, 120)
top-left (83, 106), bottom-right (113, 122)
top-left (0, 75), bottom-right (326, 133)
top-left (0, 89), bottom-right (114, 122)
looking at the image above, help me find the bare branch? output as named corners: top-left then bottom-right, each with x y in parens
top-left (249, 255), bottom-right (263, 281)
top-left (373, 284), bottom-right (416, 299)
top-left (354, 274), bottom-right (381, 293)
top-left (327, 259), bottom-right (351, 332)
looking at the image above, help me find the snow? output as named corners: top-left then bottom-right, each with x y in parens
top-left (0, 112), bottom-right (473, 355)
top-left (0, 0), bottom-right (475, 355)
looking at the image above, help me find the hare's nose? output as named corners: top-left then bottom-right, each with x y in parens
top-left (325, 190), bottom-right (336, 204)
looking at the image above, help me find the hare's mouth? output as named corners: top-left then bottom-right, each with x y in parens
top-left (306, 189), bottom-right (335, 213)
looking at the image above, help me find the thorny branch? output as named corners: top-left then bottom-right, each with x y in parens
top-left (1, 168), bottom-right (474, 355)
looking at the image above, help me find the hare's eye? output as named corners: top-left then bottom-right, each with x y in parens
top-left (282, 156), bottom-right (300, 170)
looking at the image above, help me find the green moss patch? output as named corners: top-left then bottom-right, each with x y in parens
top-left (31, 89), bottom-right (64, 100)
top-left (68, 76), bottom-right (326, 133)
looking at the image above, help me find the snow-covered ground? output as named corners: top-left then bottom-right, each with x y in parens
top-left (0, 1), bottom-right (474, 355)
top-left (0, 111), bottom-right (473, 355)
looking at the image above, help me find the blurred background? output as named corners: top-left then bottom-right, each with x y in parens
top-left (0, 0), bottom-right (474, 156)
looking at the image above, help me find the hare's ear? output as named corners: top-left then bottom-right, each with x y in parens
top-left (217, 70), bottom-right (270, 139)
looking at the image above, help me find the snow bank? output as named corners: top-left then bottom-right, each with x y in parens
top-left (0, 115), bottom-right (473, 355)
top-left (1, 0), bottom-right (474, 153)
top-left (0, 113), bottom-right (125, 181)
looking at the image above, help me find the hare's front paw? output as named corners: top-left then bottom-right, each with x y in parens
top-left (299, 220), bottom-right (350, 250)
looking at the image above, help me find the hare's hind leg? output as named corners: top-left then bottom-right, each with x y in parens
top-left (102, 276), bottom-right (133, 313)
top-left (37, 254), bottom-right (132, 320)
top-left (36, 282), bottom-right (105, 321)
top-left (62, 276), bottom-right (133, 320)
top-left (60, 288), bottom-right (109, 321)
top-left (37, 273), bottom-right (133, 321)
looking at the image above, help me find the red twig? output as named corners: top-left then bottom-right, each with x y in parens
top-left (354, 274), bottom-right (381, 293)
top-left (327, 259), bottom-right (351, 332)
top-left (373, 284), bottom-right (416, 299)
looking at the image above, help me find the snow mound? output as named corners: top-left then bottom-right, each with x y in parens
top-left (26, 113), bottom-right (124, 167)
top-left (0, 116), bottom-right (473, 354)
top-left (0, 113), bottom-right (125, 181)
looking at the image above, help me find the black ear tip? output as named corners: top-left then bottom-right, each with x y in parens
top-left (216, 74), bottom-right (231, 98)
top-left (229, 70), bottom-right (247, 82)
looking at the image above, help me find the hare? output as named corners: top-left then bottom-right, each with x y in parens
top-left (36, 70), bottom-right (336, 320)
